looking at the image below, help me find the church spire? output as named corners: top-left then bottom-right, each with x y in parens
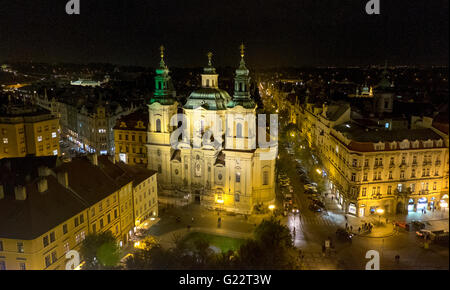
top-left (150, 45), bottom-right (176, 105)
top-left (227, 43), bottom-right (255, 109)
top-left (159, 45), bottom-right (166, 68)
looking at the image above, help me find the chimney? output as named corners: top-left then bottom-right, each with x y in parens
top-left (14, 185), bottom-right (27, 200)
top-left (38, 166), bottom-right (50, 177)
top-left (57, 171), bottom-right (69, 188)
top-left (0, 185), bottom-right (4, 200)
top-left (37, 178), bottom-right (48, 193)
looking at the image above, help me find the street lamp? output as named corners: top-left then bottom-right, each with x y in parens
top-left (376, 208), bottom-right (385, 224)
top-left (316, 168), bottom-right (322, 175)
top-left (268, 204), bottom-right (275, 215)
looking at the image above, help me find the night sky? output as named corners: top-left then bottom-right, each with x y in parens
top-left (0, 0), bottom-right (448, 67)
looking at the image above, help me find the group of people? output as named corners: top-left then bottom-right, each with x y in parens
top-left (345, 222), bottom-right (373, 234)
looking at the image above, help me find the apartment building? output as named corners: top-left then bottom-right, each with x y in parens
top-left (0, 155), bottom-right (157, 270)
top-left (0, 105), bottom-right (60, 159)
top-left (300, 103), bottom-right (449, 217)
top-left (113, 109), bottom-right (148, 167)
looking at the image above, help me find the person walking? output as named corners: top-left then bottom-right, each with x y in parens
top-left (345, 222), bottom-right (348, 230)
top-left (358, 227), bottom-right (361, 234)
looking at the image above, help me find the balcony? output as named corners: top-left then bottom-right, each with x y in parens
top-left (411, 162), bottom-right (418, 167)
top-left (423, 161), bottom-right (432, 166)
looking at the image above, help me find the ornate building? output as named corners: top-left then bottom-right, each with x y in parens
top-left (146, 46), bottom-right (276, 214)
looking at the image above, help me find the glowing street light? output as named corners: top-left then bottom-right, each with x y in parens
top-left (316, 168), bottom-right (322, 175)
top-left (268, 204), bottom-right (275, 214)
top-left (376, 208), bottom-right (385, 223)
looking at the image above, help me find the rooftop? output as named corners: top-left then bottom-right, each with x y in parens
top-left (334, 121), bottom-right (443, 143)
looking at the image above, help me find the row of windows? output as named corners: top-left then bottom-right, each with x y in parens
top-left (118, 134), bottom-right (146, 142)
top-left (0, 241), bottom-right (24, 253)
top-left (92, 210), bottom-right (118, 233)
top-left (0, 260), bottom-right (26, 270)
top-left (356, 168), bottom-right (440, 182)
top-left (91, 196), bottom-right (117, 217)
top-left (360, 182), bottom-right (438, 196)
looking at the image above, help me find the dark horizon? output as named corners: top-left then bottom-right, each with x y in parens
top-left (0, 0), bottom-right (448, 68)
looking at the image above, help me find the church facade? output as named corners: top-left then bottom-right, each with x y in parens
top-left (146, 46), bottom-right (276, 214)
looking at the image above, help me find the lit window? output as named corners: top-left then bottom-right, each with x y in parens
top-left (52, 132), bottom-right (57, 138)
top-left (37, 136), bottom-right (42, 142)
top-left (53, 150), bottom-right (58, 155)
top-left (2, 138), bottom-right (7, 144)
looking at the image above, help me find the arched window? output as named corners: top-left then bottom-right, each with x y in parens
top-left (239, 83), bottom-right (242, 92)
top-left (206, 79), bottom-right (210, 87)
top-left (236, 123), bottom-right (242, 138)
top-left (156, 119), bottom-right (161, 132)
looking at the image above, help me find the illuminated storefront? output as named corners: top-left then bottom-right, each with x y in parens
top-left (417, 197), bottom-right (428, 211)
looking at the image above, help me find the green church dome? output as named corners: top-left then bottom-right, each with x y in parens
top-left (184, 87), bottom-right (231, 110)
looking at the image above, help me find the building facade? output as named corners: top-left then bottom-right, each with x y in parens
top-left (114, 109), bottom-right (149, 167)
top-left (146, 47), bottom-right (276, 214)
top-left (0, 155), bottom-right (157, 270)
top-left (299, 102), bottom-right (449, 217)
top-left (0, 105), bottom-right (60, 159)
top-left (33, 91), bottom-right (136, 155)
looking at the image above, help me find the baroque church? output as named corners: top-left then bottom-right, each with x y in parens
top-left (146, 45), bottom-right (276, 214)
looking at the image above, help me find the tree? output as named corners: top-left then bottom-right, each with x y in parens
top-left (80, 231), bottom-right (121, 270)
top-left (235, 217), bottom-right (301, 270)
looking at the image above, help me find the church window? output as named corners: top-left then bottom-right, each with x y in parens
top-left (239, 83), bottom-right (242, 92)
top-left (156, 119), bottom-right (161, 132)
top-left (236, 123), bottom-right (243, 138)
top-left (218, 173), bottom-right (223, 180)
top-left (206, 79), bottom-right (210, 87)
top-left (236, 172), bottom-right (241, 183)
top-left (263, 171), bottom-right (269, 185)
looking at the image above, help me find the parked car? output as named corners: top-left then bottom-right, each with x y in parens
top-left (416, 229), bottom-right (433, 239)
top-left (312, 200), bottom-right (325, 208)
top-left (292, 206), bottom-right (300, 214)
top-left (394, 221), bottom-right (408, 229)
top-left (434, 231), bottom-right (449, 246)
top-left (336, 228), bottom-right (353, 242)
top-left (411, 220), bottom-right (426, 230)
top-left (308, 204), bottom-right (322, 212)
top-left (304, 188), bottom-right (318, 194)
top-left (304, 184), bottom-right (317, 191)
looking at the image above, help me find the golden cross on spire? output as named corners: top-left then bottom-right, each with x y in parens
top-left (240, 43), bottom-right (245, 58)
top-left (207, 51), bottom-right (213, 65)
top-left (160, 45), bottom-right (165, 60)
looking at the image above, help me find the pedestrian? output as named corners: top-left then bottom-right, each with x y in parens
top-left (345, 215), bottom-right (348, 221)
top-left (350, 225), bottom-right (353, 232)
top-left (345, 223), bottom-right (348, 230)
top-left (358, 227), bottom-right (361, 234)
